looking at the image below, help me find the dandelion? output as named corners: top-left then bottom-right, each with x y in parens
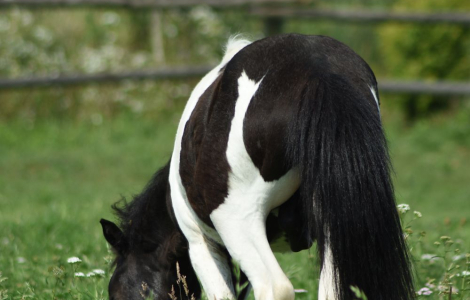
top-left (67, 257), bottom-right (82, 264)
top-left (17, 257), bottom-right (26, 264)
top-left (74, 272), bottom-right (85, 277)
top-left (397, 204), bottom-right (410, 214)
top-left (413, 211), bottom-right (422, 218)
top-left (417, 287), bottom-right (432, 296)
top-left (92, 269), bottom-right (105, 276)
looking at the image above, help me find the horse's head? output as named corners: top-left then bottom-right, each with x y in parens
top-left (100, 218), bottom-right (200, 300)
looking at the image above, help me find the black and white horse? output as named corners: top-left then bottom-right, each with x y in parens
top-left (101, 34), bottom-right (414, 300)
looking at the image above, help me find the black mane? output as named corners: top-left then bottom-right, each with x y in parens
top-left (112, 161), bottom-right (176, 251)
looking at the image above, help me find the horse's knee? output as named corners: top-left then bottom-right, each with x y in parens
top-left (274, 281), bottom-right (295, 300)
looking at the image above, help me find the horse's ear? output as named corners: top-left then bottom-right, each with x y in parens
top-left (100, 219), bottom-right (127, 253)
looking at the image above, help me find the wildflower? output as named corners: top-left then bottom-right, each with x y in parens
top-left (421, 254), bottom-right (435, 260)
top-left (425, 282), bottom-right (436, 289)
top-left (92, 269), bottom-right (105, 275)
top-left (294, 289), bottom-right (308, 293)
top-left (67, 257), bottom-right (82, 264)
top-left (74, 272), bottom-right (85, 277)
top-left (421, 254), bottom-right (441, 264)
top-left (417, 287), bottom-right (432, 296)
top-left (453, 254), bottom-right (466, 261)
top-left (397, 204), bottom-right (410, 214)
top-left (413, 211), bottom-right (422, 218)
top-left (460, 271), bottom-right (470, 277)
top-left (437, 285), bottom-right (458, 294)
top-left (17, 257), bottom-right (26, 264)
top-left (86, 272), bottom-right (96, 277)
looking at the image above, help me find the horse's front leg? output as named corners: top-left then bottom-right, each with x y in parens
top-left (208, 166), bottom-right (299, 300)
top-left (211, 201), bottom-right (294, 300)
top-left (185, 231), bottom-right (236, 300)
top-left (170, 189), bottom-right (236, 299)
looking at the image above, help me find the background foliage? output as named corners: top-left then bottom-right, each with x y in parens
top-left (377, 0), bottom-right (470, 118)
top-left (0, 1), bottom-right (469, 299)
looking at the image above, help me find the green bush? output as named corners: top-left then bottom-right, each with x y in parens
top-left (377, 0), bottom-right (470, 119)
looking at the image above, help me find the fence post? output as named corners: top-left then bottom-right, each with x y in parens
top-left (151, 10), bottom-right (166, 65)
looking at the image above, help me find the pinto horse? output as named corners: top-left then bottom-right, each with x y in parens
top-left (100, 34), bottom-right (414, 300)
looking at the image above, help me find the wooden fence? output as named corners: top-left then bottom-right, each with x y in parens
top-left (1, 0), bottom-right (469, 95)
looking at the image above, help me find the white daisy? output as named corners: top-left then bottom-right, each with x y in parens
top-left (92, 269), bottom-right (105, 275)
top-left (397, 204), bottom-right (410, 214)
top-left (67, 257), bottom-right (82, 264)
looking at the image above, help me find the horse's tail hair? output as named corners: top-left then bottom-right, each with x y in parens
top-left (222, 35), bottom-right (251, 65)
top-left (287, 74), bottom-right (414, 300)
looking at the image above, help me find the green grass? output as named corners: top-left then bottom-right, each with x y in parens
top-left (1, 101), bottom-right (469, 299)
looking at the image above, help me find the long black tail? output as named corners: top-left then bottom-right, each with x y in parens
top-left (287, 74), bottom-right (414, 300)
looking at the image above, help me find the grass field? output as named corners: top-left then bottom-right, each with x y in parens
top-left (0, 98), bottom-right (469, 299)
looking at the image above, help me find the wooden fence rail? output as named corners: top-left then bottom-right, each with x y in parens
top-left (0, 0), bottom-right (298, 9)
top-left (1, 67), bottom-right (469, 96)
top-left (0, 66), bottom-right (213, 89)
top-left (251, 7), bottom-right (470, 26)
top-left (2, 0), bottom-right (469, 26)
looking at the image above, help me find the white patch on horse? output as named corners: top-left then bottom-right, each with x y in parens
top-left (210, 71), bottom-right (300, 300)
top-left (169, 39), bottom-right (251, 300)
top-left (318, 244), bottom-right (337, 300)
top-left (370, 86), bottom-right (380, 112)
